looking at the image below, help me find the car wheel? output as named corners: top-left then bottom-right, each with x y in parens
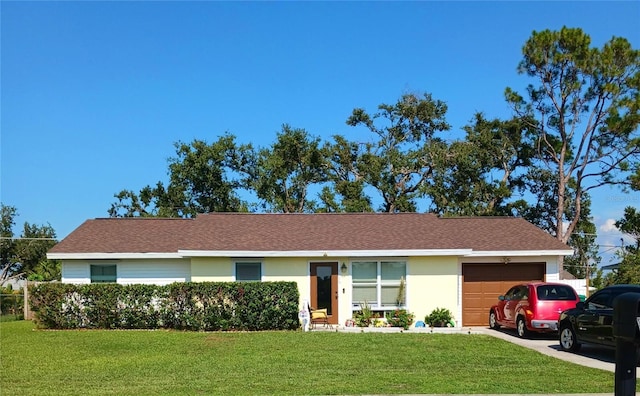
top-left (489, 310), bottom-right (500, 330)
top-left (516, 316), bottom-right (530, 338)
top-left (559, 323), bottom-right (581, 352)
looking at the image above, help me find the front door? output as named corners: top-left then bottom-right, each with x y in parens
top-left (310, 262), bottom-right (339, 325)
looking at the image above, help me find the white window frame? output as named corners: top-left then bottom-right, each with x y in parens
top-left (234, 260), bottom-right (263, 282)
top-left (351, 259), bottom-right (406, 312)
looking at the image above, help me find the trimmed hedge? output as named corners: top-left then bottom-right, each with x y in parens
top-left (29, 282), bottom-right (300, 331)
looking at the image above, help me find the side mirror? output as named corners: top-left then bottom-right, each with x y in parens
top-left (576, 301), bottom-right (585, 310)
top-left (613, 292), bottom-right (640, 343)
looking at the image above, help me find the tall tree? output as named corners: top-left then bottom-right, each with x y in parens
top-left (522, 170), bottom-right (602, 279)
top-left (429, 114), bottom-right (535, 216)
top-left (346, 93), bottom-right (450, 212)
top-left (615, 206), bottom-right (640, 254)
top-left (1, 204), bottom-right (19, 282)
top-left (248, 125), bottom-right (328, 213)
top-left (319, 135), bottom-right (373, 213)
top-left (607, 206), bottom-right (640, 285)
top-left (109, 134), bottom-right (250, 217)
top-left (0, 204), bottom-right (59, 282)
top-left (505, 27), bottom-right (640, 248)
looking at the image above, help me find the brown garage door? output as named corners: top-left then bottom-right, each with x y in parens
top-left (462, 263), bottom-right (545, 326)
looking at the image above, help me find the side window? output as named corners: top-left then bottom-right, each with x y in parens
top-left (235, 262), bottom-right (262, 282)
top-left (90, 264), bottom-right (117, 283)
top-left (587, 292), bottom-right (611, 310)
top-left (505, 286), bottom-right (519, 300)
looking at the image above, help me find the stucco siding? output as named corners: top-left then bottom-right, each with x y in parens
top-left (263, 257), bottom-right (308, 300)
top-left (407, 256), bottom-right (459, 326)
top-left (191, 257), bottom-right (233, 282)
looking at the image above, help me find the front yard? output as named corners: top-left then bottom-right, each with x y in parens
top-left (0, 321), bottom-right (624, 395)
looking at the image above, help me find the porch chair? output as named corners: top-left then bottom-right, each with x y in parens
top-left (309, 307), bottom-right (331, 329)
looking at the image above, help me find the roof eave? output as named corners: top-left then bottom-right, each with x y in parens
top-left (465, 249), bottom-right (574, 257)
top-left (178, 249), bottom-right (473, 257)
top-left (47, 252), bottom-right (185, 260)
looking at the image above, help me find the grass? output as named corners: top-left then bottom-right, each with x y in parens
top-left (0, 321), bottom-right (626, 395)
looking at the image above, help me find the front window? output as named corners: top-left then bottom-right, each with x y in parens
top-left (90, 264), bottom-right (117, 283)
top-left (352, 260), bottom-right (406, 310)
top-left (235, 262), bottom-right (262, 282)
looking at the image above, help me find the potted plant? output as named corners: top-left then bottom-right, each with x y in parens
top-left (425, 307), bottom-right (454, 327)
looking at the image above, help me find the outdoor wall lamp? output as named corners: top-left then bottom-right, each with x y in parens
top-left (341, 263), bottom-right (347, 273)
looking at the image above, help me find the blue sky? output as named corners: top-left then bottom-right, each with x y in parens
top-left (2, 1), bottom-right (639, 265)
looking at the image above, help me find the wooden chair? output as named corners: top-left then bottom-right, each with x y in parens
top-left (310, 308), bottom-right (331, 329)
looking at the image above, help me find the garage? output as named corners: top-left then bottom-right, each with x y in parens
top-left (462, 263), bottom-right (545, 326)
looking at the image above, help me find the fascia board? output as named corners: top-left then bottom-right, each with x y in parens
top-left (178, 249), bottom-right (473, 258)
top-left (465, 250), bottom-right (574, 257)
top-left (47, 253), bottom-right (184, 260)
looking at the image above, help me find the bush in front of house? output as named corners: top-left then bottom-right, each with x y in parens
top-left (28, 281), bottom-right (300, 331)
top-left (425, 307), bottom-right (454, 327)
top-left (385, 309), bottom-right (415, 330)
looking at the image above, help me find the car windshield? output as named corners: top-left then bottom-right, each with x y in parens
top-left (536, 285), bottom-right (576, 301)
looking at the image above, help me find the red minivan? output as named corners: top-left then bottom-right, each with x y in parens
top-left (489, 282), bottom-right (580, 338)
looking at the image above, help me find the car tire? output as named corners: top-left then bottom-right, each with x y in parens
top-left (489, 310), bottom-right (500, 330)
top-left (559, 323), bottom-right (581, 352)
top-left (516, 316), bottom-right (530, 338)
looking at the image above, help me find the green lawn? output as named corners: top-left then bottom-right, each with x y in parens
top-left (0, 321), bottom-right (624, 395)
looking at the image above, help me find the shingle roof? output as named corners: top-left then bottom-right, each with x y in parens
top-left (48, 213), bottom-right (570, 255)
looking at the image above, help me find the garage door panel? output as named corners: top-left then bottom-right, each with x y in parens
top-left (462, 263), bottom-right (544, 326)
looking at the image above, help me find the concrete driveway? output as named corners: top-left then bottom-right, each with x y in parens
top-left (479, 326), bottom-right (640, 377)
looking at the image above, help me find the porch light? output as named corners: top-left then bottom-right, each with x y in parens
top-left (341, 263), bottom-right (347, 273)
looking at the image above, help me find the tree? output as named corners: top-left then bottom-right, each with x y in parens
top-left (505, 27), bottom-right (640, 248)
top-left (561, 195), bottom-right (601, 280)
top-left (429, 114), bottom-right (535, 216)
top-left (248, 125), bottom-right (328, 213)
top-left (110, 134), bottom-right (250, 218)
top-left (602, 206), bottom-right (640, 285)
top-left (318, 135), bottom-right (373, 213)
top-left (346, 93), bottom-right (450, 212)
top-left (1, 204), bottom-right (19, 282)
top-left (615, 206), bottom-right (640, 254)
top-left (0, 204), bottom-right (59, 282)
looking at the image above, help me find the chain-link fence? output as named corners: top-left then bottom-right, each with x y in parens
top-left (0, 293), bottom-right (25, 321)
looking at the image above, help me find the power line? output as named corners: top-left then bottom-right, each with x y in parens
top-left (0, 237), bottom-right (57, 241)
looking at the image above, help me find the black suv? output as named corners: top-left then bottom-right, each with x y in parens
top-left (558, 284), bottom-right (640, 354)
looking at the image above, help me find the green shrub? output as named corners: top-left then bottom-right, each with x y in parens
top-left (353, 302), bottom-right (375, 327)
top-left (425, 307), bottom-right (454, 327)
top-left (385, 309), bottom-right (415, 330)
top-left (29, 281), bottom-right (299, 331)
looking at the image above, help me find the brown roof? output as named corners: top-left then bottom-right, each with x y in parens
top-left (48, 213), bottom-right (571, 255)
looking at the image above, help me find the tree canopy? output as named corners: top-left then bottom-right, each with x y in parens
top-left (505, 27), bottom-right (640, 246)
top-left (106, 27), bottom-right (639, 281)
top-left (0, 204), bottom-right (60, 282)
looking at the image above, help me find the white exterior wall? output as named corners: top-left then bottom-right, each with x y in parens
top-left (61, 259), bottom-right (190, 285)
top-left (61, 261), bottom-right (91, 284)
top-left (117, 259), bottom-right (190, 285)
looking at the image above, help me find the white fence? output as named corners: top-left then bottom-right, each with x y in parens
top-left (556, 279), bottom-right (596, 298)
